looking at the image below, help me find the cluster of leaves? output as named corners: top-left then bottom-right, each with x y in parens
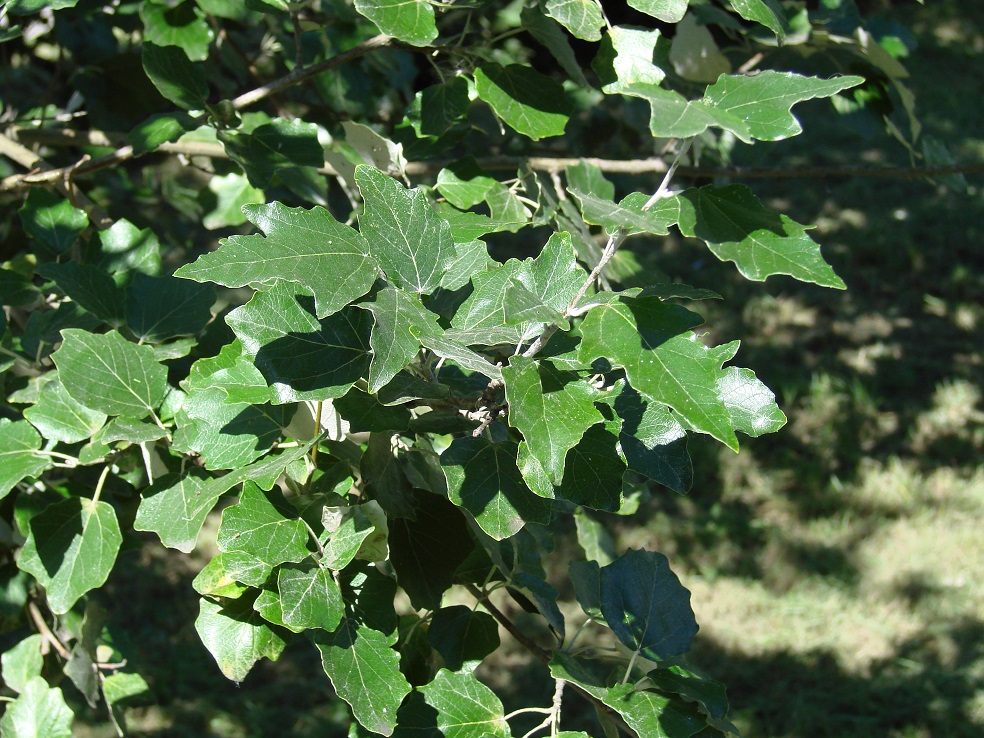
top-left (0, 1), bottom-right (920, 736)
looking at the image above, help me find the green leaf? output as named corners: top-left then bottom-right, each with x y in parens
top-left (176, 202), bottom-right (377, 319)
top-left (602, 683), bottom-right (706, 738)
top-left (0, 420), bottom-right (52, 499)
top-left (628, 0), bottom-right (689, 23)
top-left (417, 333), bottom-right (503, 381)
top-left (394, 669), bottom-right (509, 738)
top-left (36, 262), bottom-right (125, 326)
top-left (436, 160), bottom-right (499, 210)
top-left (193, 552), bottom-right (263, 599)
top-left (196, 597), bottom-right (287, 683)
top-left (356, 165), bottom-right (454, 295)
top-left (0, 267), bottom-right (39, 308)
top-left (726, 0), bottom-right (789, 40)
top-left (360, 432), bottom-right (415, 520)
top-left (613, 385), bottom-right (692, 493)
top-left (595, 26), bottom-right (665, 93)
top-left (578, 297), bottom-right (738, 450)
top-left (322, 504), bottom-right (382, 569)
top-left (0, 676), bottom-right (73, 738)
top-left (441, 436), bottom-right (552, 540)
top-left (701, 71), bottom-right (863, 142)
top-left (203, 173), bottom-right (265, 229)
top-left (474, 64), bottom-right (572, 141)
top-left (388, 492), bottom-right (474, 610)
top-left (24, 378), bottom-right (107, 443)
top-left (18, 497), bottom-right (122, 614)
top-left (19, 189), bottom-right (88, 254)
top-left (717, 366), bottom-right (786, 437)
top-left (354, 0), bottom-right (437, 46)
top-left (677, 185), bottom-right (846, 288)
top-left (553, 424), bottom-right (626, 511)
top-left (219, 119), bottom-right (325, 188)
top-left (520, 4), bottom-right (589, 87)
top-left (140, 0), bottom-right (214, 61)
top-left (227, 284), bottom-right (371, 403)
top-left (574, 509), bottom-right (616, 566)
top-left (440, 240), bottom-right (497, 292)
top-left (502, 356), bottom-right (603, 485)
top-left (52, 329), bottom-right (168, 419)
top-left (669, 12), bottom-right (731, 84)
top-left (129, 111), bottom-right (199, 155)
top-left (413, 78), bottom-right (471, 137)
top-left (141, 41), bottom-right (207, 109)
top-left (1, 635), bottom-right (44, 694)
top-left (643, 665), bottom-right (730, 721)
top-left (125, 272), bottom-right (215, 341)
top-left (568, 188), bottom-right (682, 236)
top-left (216, 483), bottom-right (310, 568)
top-left (600, 549), bottom-right (698, 660)
top-left (545, 0), bottom-right (605, 41)
top-left (95, 218), bottom-right (161, 278)
top-left (356, 286), bottom-right (442, 393)
top-left (276, 563), bottom-right (344, 632)
top-left (317, 618), bottom-right (411, 736)
top-left (427, 606), bottom-right (499, 672)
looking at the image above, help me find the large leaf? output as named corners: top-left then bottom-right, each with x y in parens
top-left (18, 498), bottom-right (122, 614)
top-left (474, 64), bottom-right (572, 141)
top-left (393, 669), bottom-right (509, 738)
top-left (0, 676), bottom-right (73, 738)
top-left (226, 284), bottom-right (372, 403)
top-left (354, 0), bottom-right (437, 46)
top-left (545, 0), bottom-right (605, 41)
top-left (18, 189), bottom-right (88, 254)
top-left (502, 356), bottom-right (603, 485)
top-left (36, 262), bottom-right (125, 326)
top-left (677, 184), bottom-right (846, 288)
top-left (600, 549), bottom-right (698, 660)
top-left (196, 597), bottom-right (287, 683)
top-left (175, 201), bottom-right (377, 319)
top-left (125, 272), bottom-right (216, 341)
top-left (317, 619), bottom-right (411, 736)
top-left (356, 286), bottom-right (442, 393)
top-left (602, 683), bottom-right (706, 738)
top-left (52, 329), bottom-right (168, 419)
top-left (0, 420), bottom-right (53, 500)
top-left (577, 297), bottom-right (738, 450)
top-left (1, 636), bottom-right (44, 694)
top-left (356, 165), bottom-right (455, 295)
top-left (216, 483), bottom-right (310, 568)
top-left (441, 436), bottom-right (552, 540)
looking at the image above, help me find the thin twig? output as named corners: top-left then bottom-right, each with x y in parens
top-left (466, 584), bottom-right (552, 663)
top-left (27, 601), bottom-right (71, 659)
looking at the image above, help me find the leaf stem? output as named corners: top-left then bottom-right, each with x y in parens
top-left (466, 584), bottom-right (551, 663)
top-left (641, 138), bottom-right (693, 211)
top-left (311, 400), bottom-right (323, 467)
top-left (27, 600), bottom-right (71, 659)
top-left (91, 464), bottom-right (111, 505)
top-left (620, 649), bottom-right (640, 685)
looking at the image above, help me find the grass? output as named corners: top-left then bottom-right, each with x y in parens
top-left (68, 2), bottom-right (984, 736)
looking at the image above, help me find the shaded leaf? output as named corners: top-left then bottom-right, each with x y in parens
top-left (129, 111), bottom-right (199, 155)
top-left (125, 272), bottom-right (215, 341)
top-left (36, 262), bottom-right (125, 326)
top-left (613, 384), bottom-right (692, 493)
top-left (0, 421), bottom-right (51, 500)
top-left (196, 597), bottom-right (287, 683)
top-left (219, 119), bottom-right (325, 188)
top-left (19, 189), bottom-right (88, 254)
top-left (141, 41), bottom-right (207, 109)
top-left (600, 549), bottom-right (698, 660)
top-left (427, 606), bottom-right (499, 672)
top-left (393, 669), bottom-right (509, 738)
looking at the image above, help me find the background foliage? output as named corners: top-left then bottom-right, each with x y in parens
top-left (0, 0), bottom-right (980, 736)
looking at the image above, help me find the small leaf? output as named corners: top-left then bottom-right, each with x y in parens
top-left (317, 619), bottom-right (411, 736)
top-left (0, 676), bottom-right (73, 738)
top-left (417, 333), bottom-right (503, 380)
top-left (354, 0), bottom-right (437, 46)
top-left (357, 165), bottom-right (455, 295)
top-left (545, 0), bottom-right (605, 41)
top-left (196, 597), bottom-right (287, 683)
top-left (602, 683), bottom-right (706, 738)
top-left (414, 78), bottom-right (471, 137)
top-left (439, 240), bottom-right (497, 292)
top-left (18, 497), bottom-right (123, 614)
top-left (176, 201), bottom-right (377, 319)
top-left (441, 436), bottom-right (552, 541)
top-left (335, 388), bottom-right (411, 433)
top-left (427, 606), bottom-right (499, 672)
top-left (1, 635), bottom-right (45, 694)
top-left (474, 64), bottom-right (572, 141)
top-left (36, 262), bottom-right (125, 326)
top-left (677, 184), bottom-right (846, 288)
top-left (203, 173), bottom-right (265, 229)
top-left (0, 420), bottom-right (52, 499)
top-left (216, 483), bottom-right (309, 568)
top-left (726, 0), bottom-right (789, 40)
top-left (600, 549), bottom-right (698, 660)
top-left (219, 119), bottom-right (325, 188)
top-left (595, 25), bottom-right (665, 93)
top-left (436, 160), bottom-right (499, 210)
top-left (277, 563), bottom-right (344, 632)
top-left (520, 4), bottom-right (589, 87)
top-left (613, 384), bottom-right (692, 493)
top-left (394, 669), bottom-right (509, 738)
top-left (142, 41), bottom-right (207, 109)
top-left (342, 121), bottom-right (407, 176)
top-left (129, 111), bottom-right (199, 155)
top-left (19, 189), bottom-right (88, 254)
top-left (52, 329), bottom-right (168, 419)
top-left (717, 366), bottom-right (786, 437)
